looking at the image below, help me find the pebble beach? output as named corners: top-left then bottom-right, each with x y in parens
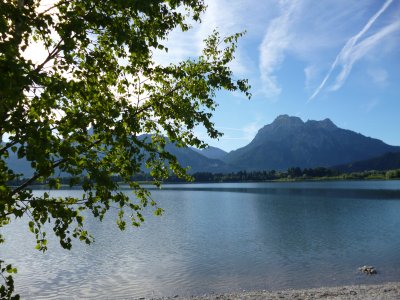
top-left (157, 282), bottom-right (400, 300)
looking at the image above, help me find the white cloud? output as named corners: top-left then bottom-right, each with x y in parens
top-left (367, 68), bottom-right (388, 86)
top-left (242, 121), bottom-right (262, 141)
top-left (196, 1), bottom-right (247, 75)
top-left (216, 116), bottom-right (266, 143)
top-left (330, 20), bottom-right (400, 91)
top-left (152, 26), bottom-right (200, 66)
top-left (215, 126), bottom-right (253, 141)
top-left (309, 0), bottom-right (398, 100)
top-left (363, 98), bottom-right (380, 113)
top-left (153, 0), bottom-right (268, 76)
top-left (258, 0), bottom-right (301, 98)
top-left (304, 65), bottom-right (319, 90)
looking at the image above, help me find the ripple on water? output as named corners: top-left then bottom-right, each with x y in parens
top-left (4, 181), bottom-right (400, 298)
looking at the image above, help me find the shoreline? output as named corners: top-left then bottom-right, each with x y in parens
top-left (157, 282), bottom-right (400, 299)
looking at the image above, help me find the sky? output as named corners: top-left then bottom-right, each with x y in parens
top-left (154, 0), bottom-right (400, 152)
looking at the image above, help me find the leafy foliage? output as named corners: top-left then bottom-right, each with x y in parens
top-left (0, 260), bottom-right (19, 300)
top-left (0, 0), bottom-right (250, 297)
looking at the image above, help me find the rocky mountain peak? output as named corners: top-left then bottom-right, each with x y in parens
top-left (305, 118), bottom-right (337, 130)
top-left (224, 115), bottom-right (400, 171)
top-left (273, 115), bottom-right (304, 127)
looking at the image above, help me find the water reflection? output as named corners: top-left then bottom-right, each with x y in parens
top-left (2, 181), bottom-right (400, 298)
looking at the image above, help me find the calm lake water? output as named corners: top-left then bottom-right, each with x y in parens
top-left (3, 180), bottom-right (400, 299)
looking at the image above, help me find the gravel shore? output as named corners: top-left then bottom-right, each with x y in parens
top-left (157, 282), bottom-right (400, 299)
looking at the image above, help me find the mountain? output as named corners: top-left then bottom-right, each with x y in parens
top-left (333, 152), bottom-right (400, 173)
top-left (137, 134), bottom-right (234, 173)
top-left (164, 143), bottom-right (233, 173)
top-left (192, 146), bottom-right (228, 160)
top-left (4, 137), bottom-right (234, 178)
top-left (5, 150), bottom-right (34, 177)
top-left (6, 117), bottom-right (400, 176)
top-left (223, 115), bottom-right (400, 171)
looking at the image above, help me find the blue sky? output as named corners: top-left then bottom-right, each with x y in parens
top-left (155, 0), bottom-right (400, 152)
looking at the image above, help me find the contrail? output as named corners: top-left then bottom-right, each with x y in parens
top-left (309, 0), bottom-right (394, 101)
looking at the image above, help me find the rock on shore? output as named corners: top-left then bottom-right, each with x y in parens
top-left (156, 282), bottom-right (400, 300)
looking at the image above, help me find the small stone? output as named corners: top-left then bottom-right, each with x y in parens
top-left (359, 265), bottom-right (377, 275)
top-left (350, 291), bottom-right (357, 295)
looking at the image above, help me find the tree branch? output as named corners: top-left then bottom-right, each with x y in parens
top-left (134, 83), bottom-right (182, 116)
top-left (34, 39), bottom-right (63, 74)
top-left (11, 158), bottom-right (67, 196)
top-left (0, 141), bottom-right (19, 155)
top-left (37, 0), bottom-right (74, 17)
top-left (11, 139), bottom-right (102, 196)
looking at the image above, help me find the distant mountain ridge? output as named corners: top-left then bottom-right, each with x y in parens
top-left (164, 142), bottom-right (233, 173)
top-left (192, 146), bottom-right (228, 160)
top-left (223, 115), bottom-right (400, 171)
top-left (333, 152), bottom-right (400, 173)
top-left (4, 136), bottom-right (234, 178)
top-left (5, 116), bottom-right (400, 177)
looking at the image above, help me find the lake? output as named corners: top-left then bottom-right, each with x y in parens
top-left (2, 180), bottom-right (400, 299)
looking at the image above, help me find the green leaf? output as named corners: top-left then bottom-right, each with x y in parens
top-left (0, 1), bottom-right (250, 297)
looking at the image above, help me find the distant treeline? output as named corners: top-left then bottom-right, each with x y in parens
top-left (7, 167), bottom-right (400, 187)
top-left (166, 167), bottom-right (400, 183)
